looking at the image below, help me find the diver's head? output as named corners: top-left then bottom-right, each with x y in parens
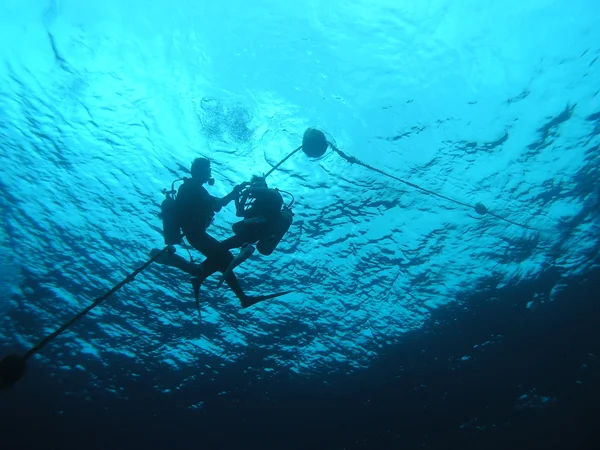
top-left (191, 157), bottom-right (213, 185)
top-left (250, 175), bottom-right (267, 187)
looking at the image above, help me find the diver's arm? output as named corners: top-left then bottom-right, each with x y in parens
top-left (217, 190), bottom-right (237, 208)
top-left (216, 183), bottom-right (247, 209)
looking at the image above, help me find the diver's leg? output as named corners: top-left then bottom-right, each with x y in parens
top-left (192, 260), bottom-right (292, 309)
top-left (222, 272), bottom-right (249, 301)
top-left (217, 267), bottom-right (292, 308)
top-left (192, 244), bottom-right (288, 307)
top-left (187, 232), bottom-right (291, 308)
top-left (150, 247), bottom-right (202, 276)
top-left (190, 257), bottom-right (248, 301)
top-left (231, 219), bottom-right (267, 245)
top-left (187, 232), bottom-right (250, 302)
top-left (186, 232), bottom-right (233, 271)
top-left (216, 221), bottom-right (264, 288)
top-left (216, 244), bottom-right (256, 289)
top-left (221, 234), bottom-right (247, 250)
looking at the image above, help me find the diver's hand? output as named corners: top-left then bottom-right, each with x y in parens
top-left (234, 182), bottom-right (249, 193)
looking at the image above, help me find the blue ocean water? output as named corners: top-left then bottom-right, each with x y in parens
top-left (1, 1), bottom-right (599, 449)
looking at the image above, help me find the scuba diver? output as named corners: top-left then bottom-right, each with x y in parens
top-left (152, 157), bottom-right (291, 315)
top-left (215, 175), bottom-right (294, 287)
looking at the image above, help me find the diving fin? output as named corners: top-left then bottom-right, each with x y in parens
top-left (217, 245), bottom-right (256, 289)
top-left (240, 290), bottom-right (293, 309)
top-left (191, 276), bottom-right (205, 318)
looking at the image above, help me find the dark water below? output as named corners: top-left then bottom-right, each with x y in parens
top-left (2, 264), bottom-right (599, 450)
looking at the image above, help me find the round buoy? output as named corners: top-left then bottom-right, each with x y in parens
top-left (302, 128), bottom-right (328, 158)
top-left (0, 354), bottom-right (27, 389)
top-left (474, 203), bottom-right (488, 215)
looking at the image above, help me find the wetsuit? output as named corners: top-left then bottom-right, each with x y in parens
top-left (222, 186), bottom-right (285, 253)
top-left (175, 177), bottom-right (235, 267)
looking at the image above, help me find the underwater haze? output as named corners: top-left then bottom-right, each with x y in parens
top-left (1, 0), bottom-right (599, 449)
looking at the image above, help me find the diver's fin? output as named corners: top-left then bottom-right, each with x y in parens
top-left (217, 245), bottom-right (256, 289)
top-left (191, 276), bottom-right (204, 318)
top-left (240, 290), bottom-right (293, 309)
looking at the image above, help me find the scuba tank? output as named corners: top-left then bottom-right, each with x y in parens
top-left (256, 187), bottom-right (295, 256)
top-left (160, 176), bottom-right (218, 246)
top-left (159, 179), bottom-right (185, 246)
top-left (257, 205), bottom-right (293, 256)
